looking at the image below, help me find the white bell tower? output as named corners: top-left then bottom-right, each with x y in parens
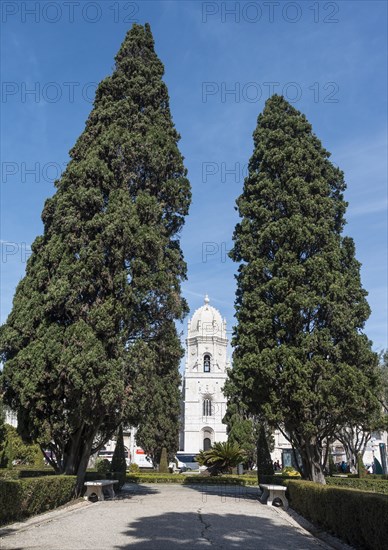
top-left (181, 295), bottom-right (229, 453)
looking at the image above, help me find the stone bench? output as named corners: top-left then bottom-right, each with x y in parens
top-left (259, 484), bottom-right (289, 509)
top-left (84, 479), bottom-right (119, 501)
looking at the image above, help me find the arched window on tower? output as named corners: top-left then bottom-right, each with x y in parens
top-left (203, 354), bottom-right (211, 373)
top-left (203, 398), bottom-right (212, 417)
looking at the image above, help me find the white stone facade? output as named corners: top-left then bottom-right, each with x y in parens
top-left (181, 296), bottom-right (229, 453)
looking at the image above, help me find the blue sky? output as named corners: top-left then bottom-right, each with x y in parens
top-left (1, 1), bottom-right (387, 356)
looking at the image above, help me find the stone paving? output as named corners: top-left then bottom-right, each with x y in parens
top-left (0, 484), bottom-right (331, 549)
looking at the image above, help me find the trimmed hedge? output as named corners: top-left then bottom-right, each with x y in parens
top-left (286, 480), bottom-right (388, 550)
top-left (125, 473), bottom-right (258, 485)
top-left (348, 473), bottom-right (388, 480)
top-left (258, 474), bottom-right (297, 485)
top-left (0, 468), bottom-right (56, 480)
top-left (0, 476), bottom-right (76, 525)
top-left (326, 476), bottom-right (388, 495)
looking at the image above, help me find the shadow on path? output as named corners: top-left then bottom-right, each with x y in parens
top-left (113, 510), bottom-right (316, 550)
top-left (183, 482), bottom-right (262, 503)
top-left (115, 484), bottom-right (159, 499)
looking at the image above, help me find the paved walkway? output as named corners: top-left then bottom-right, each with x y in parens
top-left (0, 484), bottom-right (331, 549)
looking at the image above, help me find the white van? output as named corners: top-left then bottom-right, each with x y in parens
top-left (131, 447), bottom-right (153, 468)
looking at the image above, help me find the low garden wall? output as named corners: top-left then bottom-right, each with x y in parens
top-left (0, 476), bottom-right (76, 525)
top-left (286, 480), bottom-right (388, 550)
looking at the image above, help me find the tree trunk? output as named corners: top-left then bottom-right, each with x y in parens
top-left (75, 432), bottom-right (95, 496)
top-left (63, 426), bottom-right (84, 475)
top-left (300, 439), bottom-right (326, 484)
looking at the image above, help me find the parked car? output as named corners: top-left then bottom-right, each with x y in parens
top-left (176, 453), bottom-right (199, 471)
top-left (168, 456), bottom-right (188, 472)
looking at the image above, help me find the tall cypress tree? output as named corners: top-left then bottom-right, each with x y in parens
top-left (127, 320), bottom-right (182, 466)
top-left (227, 95), bottom-right (380, 483)
top-left (0, 24), bottom-right (190, 493)
top-left (111, 425), bottom-right (127, 487)
top-left (223, 402), bottom-right (258, 468)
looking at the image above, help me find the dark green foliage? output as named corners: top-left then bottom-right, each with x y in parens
top-left (111, 425), bottom-right (127, 488)
top-left (286, 480), bottom-right (388, 550)
top-left (158, 447), bottom-right (169, 473)
top-left (96, 459), bottom-right (111, 474)
top-left (223, 402), bottom-right (257, 468)
top-left (379, 350), bottom-right (388, 419)
top-left (256, 425), bottom-right (274, 477)
top-left (127, 321), bottom-right (182, 466)
top-left (196, 441), bottom-right (245, 475)
top-left (0, 476), bottom-right (76, 525)
top-left (0, 23), bottom-right (190, 492)
top-left (0, 401), bottom-right (6, 468)
top-left (227, 95), bottom-right (380, 484)
top-left (326, 476), bottom-right (388, 495)
top-left (111, 426), bottom-right (127, 476)
top-left (0, 399), bottom-right (5, 453)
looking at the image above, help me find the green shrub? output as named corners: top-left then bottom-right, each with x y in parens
top-left (286, 480), bottom-right (388, 550)
top-left (281, 466), bottom-right (300, 477)
top-left (348, 473), bottom-right (388, 480)
top-left (196, 441), bottom-right (246, 475)
top-left (0, 425), bottom-right (45, 468)
top-left (96, 459), bottom-right (111, 474)
top-left (326, 476), bottom-right (388, 495)
top-left (0, 476), bottom-right (76, 525)
top-left (0, 468), bottom-right (20, 479)
top-left (128, 463), bottom-right (140, 473)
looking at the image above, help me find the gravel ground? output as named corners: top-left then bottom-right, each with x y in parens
top-left (0, 483), bottom-right (332, 550)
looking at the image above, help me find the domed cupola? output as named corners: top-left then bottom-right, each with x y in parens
top-left (188, 295), bottom-right (226, 340)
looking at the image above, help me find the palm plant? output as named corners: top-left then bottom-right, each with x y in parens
top-left (195, 441), bottom-right (246, 475)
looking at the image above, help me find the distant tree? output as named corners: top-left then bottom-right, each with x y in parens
top-left (111, 425), bottom-right (127, 488)
top-left (158, 447), bottom-right (169, 473)
top-left (335, 425), bottom-right (374, 471)
top-left (0, 398), bottom-right (5, 450)
top-left (379, 350), bottom-right (388, 416)
top-left (256, 424), bottom-right (274, 477)
top-left (0, 399), bottom-right (7, 467)
top-left (127, 321), bottom-right (182, 467)
top-left (223, 402), bottom-right (257, 468)
top-left (227, 95), bottom-right (381, 484)
top-left (0, 23), bottom-right (190, 494)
